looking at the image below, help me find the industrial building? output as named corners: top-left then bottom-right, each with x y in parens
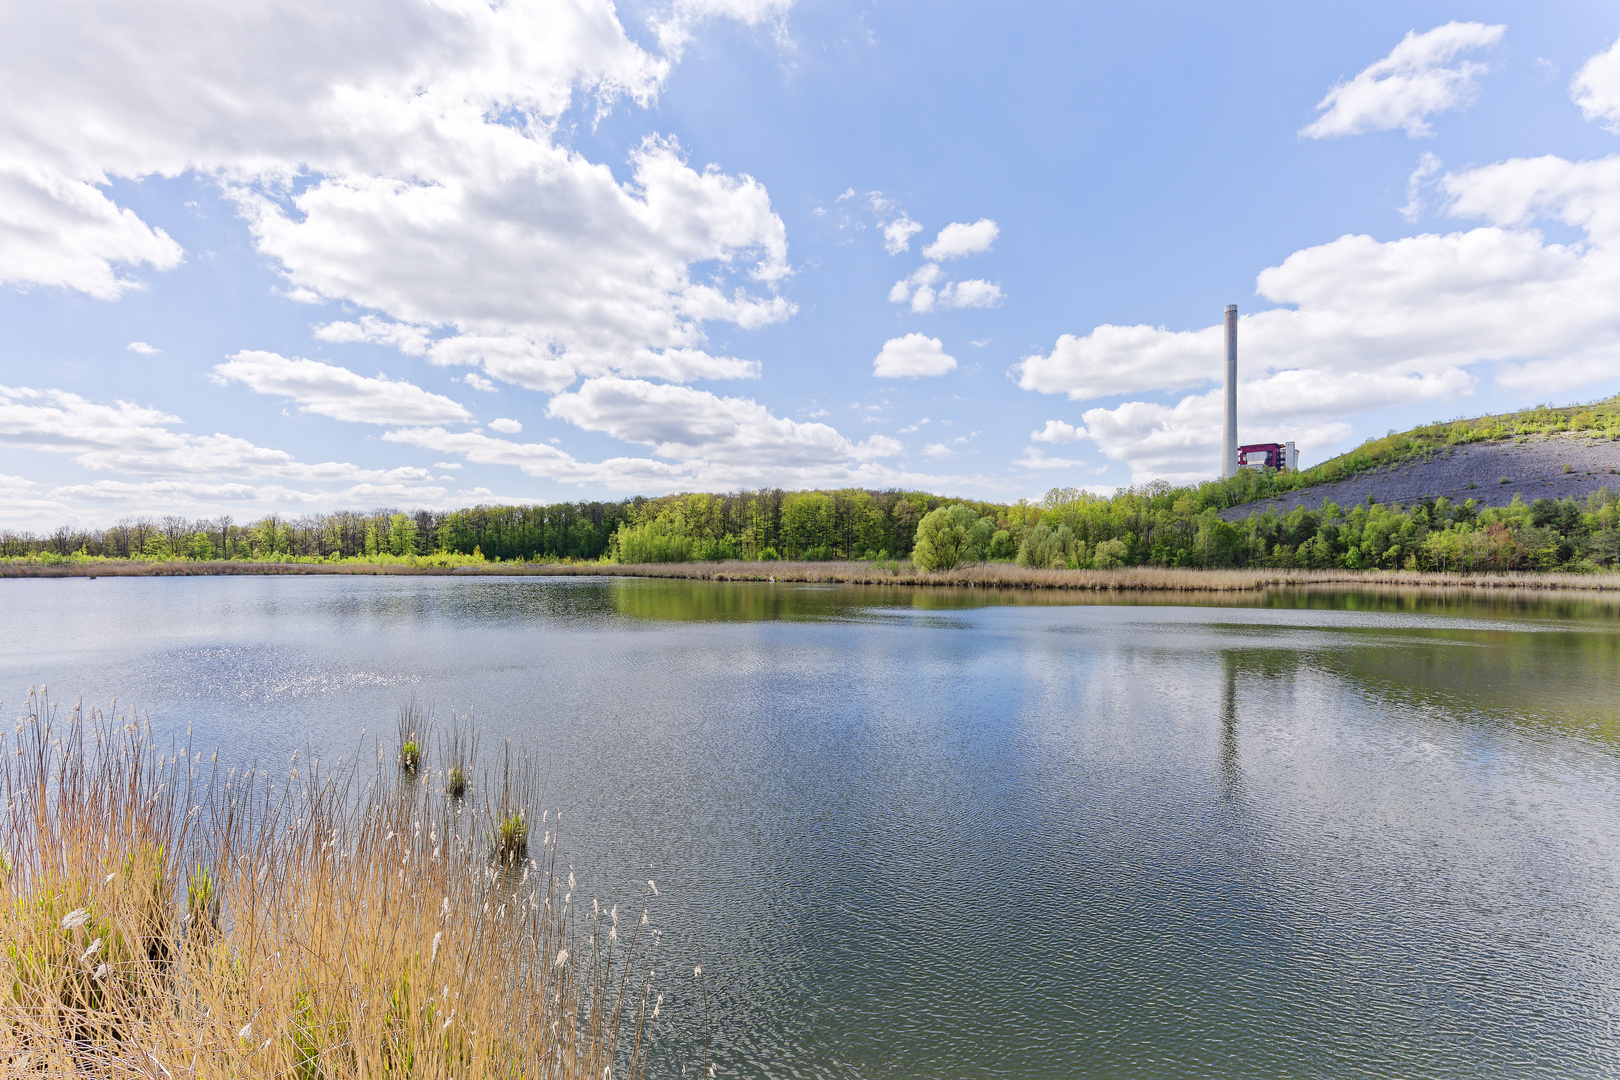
top-left (1221, 304), bottom-right (1297, 477)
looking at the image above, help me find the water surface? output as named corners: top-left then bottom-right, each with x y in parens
top-left (3, 575), bottom-right (1619, 1078)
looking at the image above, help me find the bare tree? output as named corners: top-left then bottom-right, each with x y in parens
top-left (130, 516), bottom-right (156, 556)
top-left (161, 515), bottom-right (189, 557)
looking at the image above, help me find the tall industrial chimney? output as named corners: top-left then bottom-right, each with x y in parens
top-left (1222, 304), bottom-right (1238, 479)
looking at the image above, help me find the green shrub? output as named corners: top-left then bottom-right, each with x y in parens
top-left (615, 523), bottom-right (697, 564)
top-left (494, 813), bottom-right (528, 863)
top-left (1092, 538), bottom-right (1128, 570)
top-left (911, 507), bottom-right (966, 571)
top-left (1016, 523), bottom-right (1077, 569)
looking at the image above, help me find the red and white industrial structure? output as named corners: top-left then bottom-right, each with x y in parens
top-left (1221, 304), bottom-right (1298, 477)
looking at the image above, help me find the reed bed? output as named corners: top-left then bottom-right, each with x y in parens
top-left (7, 559), bottom-right (1618, 591)
top-left (0, 561), bottom-right (453, 579)
top-left (497, 560), bottom-right (1620, 592)
top-left (1, 690), bottom-right (664, 1079)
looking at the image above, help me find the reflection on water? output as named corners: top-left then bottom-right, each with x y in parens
top-left (1323, 627), bottom-right (1620, 743)
top-left (1219, 651), bottom-right (1241, 799)
top-left (605, 574), bottom-right (1620, 621)
top-left (3, 574), bottom-right (1619, 1078)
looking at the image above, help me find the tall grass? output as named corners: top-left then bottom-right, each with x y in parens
top-left (1, 689), bottom-right (663, 1078)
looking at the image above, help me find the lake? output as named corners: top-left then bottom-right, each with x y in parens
top-left (4, 574), bottom-right (1620, 1078)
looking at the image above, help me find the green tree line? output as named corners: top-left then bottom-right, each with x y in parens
top-left (998, 484), bottom-right (1620, 572)
top-left (6, 483), bottom-right (1619, 573)
top-left (0, 503), bottom-right (631, 563)
top-left (0, 490), bottom-right (960, 564)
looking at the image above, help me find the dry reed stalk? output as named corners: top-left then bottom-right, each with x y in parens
top-left (1, 689), bottom-right (663, 1079)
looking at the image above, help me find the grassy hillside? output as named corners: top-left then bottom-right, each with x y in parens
top-left (1268, 394), bottom-right (1620, 500)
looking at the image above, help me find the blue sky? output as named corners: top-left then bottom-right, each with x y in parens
top-left (3, 0), bottom-right (1620, 528)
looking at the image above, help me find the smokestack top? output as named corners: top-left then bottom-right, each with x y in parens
top-left (1225, 304), bottom-right (1237, 314)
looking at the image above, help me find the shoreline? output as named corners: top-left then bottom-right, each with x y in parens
top-left (4, 558), bottom-right (1618, 592)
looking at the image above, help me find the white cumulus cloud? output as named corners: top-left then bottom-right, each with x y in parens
top-left (314, 316), bottom-right (432, 357)
top-left (888, 217), bottom-right (1003, 311)
top-left (125, 341), bottom-right (160, 354)
top-left (211, 351), bottom-right (471, 426)
top-left (0, 163), bottom-right (183, 299)
top-left (1079, 383), bottom-right (1360, 487)
top-left (1302, 22), bottom-right (1505, 139)
top-left (881, 214), bottom-right (923, 254)
top-left (936, 279), bottom-right (1003, 309)
top-left (0, 383), bottom-right (440, 490)
top-left (888, 266), bottom-right (1002, 313)
top-left (873, 334), bottom-right (956, 378)
top-left (1014, 323), bottom-right (1219, 401)
top-left (546, 376), bottom-right (852, 468)
top-left (852, 434), bottom-right (903, 460)
top-left (0, 0), bottom-right (793, 394)
top-left (384, 424), bottom-right (685, 489)
top-left (488, 417), bottom-right (523, 434)
top-left (922, 219), bottom-right (999, 260)
top-left (1031, 419), bottom-right (1085, 443)
top-left (392, 381), bottom-right (944, 493)
top-left (889, 263), bottom-right (940, 312)
top-left (1572, 32), bottom-right (1620, 132)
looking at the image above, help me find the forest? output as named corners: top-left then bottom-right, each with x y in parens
top-left (4, 399), bottom-right (1619, 574)
top-left (3, 482), bottom-right (1618, 574)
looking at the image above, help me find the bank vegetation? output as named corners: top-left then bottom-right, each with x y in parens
top-left (1, 691), bottom-right (666, 1078)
